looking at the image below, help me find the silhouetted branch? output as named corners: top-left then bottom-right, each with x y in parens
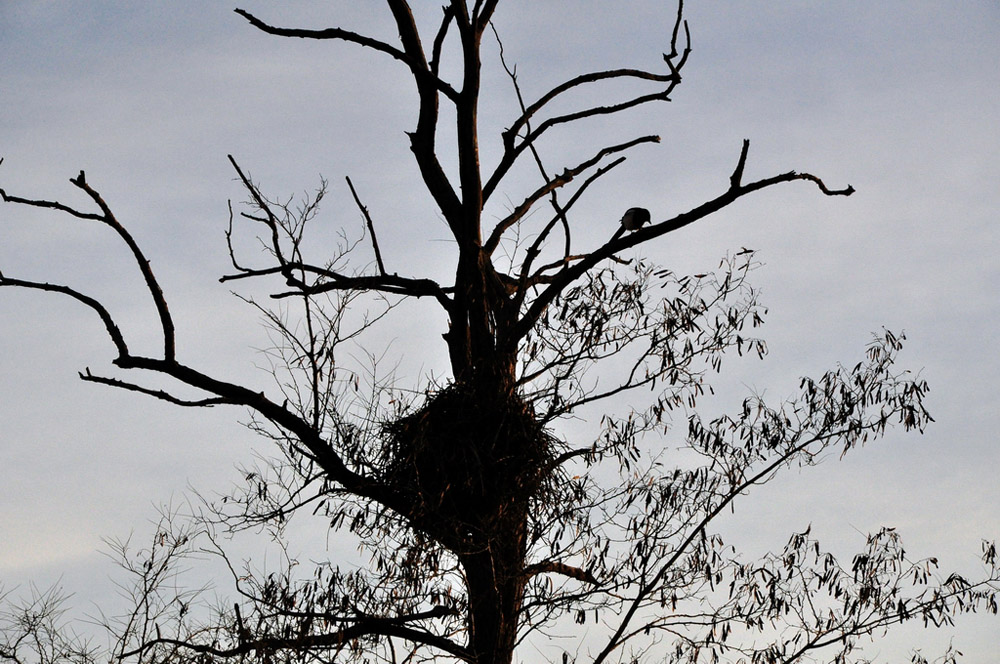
top-left (224, 156), bottom-right (452, 307)
top-left (1, 173), bottom-right (176, 361)
top-left (345, 177), bottom-right (387, 276)
top-left (118, 606), bottom-right (469, 662)
top-left (0, 188), bottom-right (103, 221)
top-left (523, 561), bottom-right (599, 586)
top-left (511, 155), bottom-right (628, 298)
top-left (79, 368), bottom-right (230, 407)
top-left (484, 3), bottom-right (689, 204)
top-left (509, 140), bottom-right (853, 347)
top-left (429, 6), bottom-right (455, 77)
top-left (730, 138), bottom-right (750, 188)
top-left (491, 21), bottom-right (584, 311)
top-left (0, 273), bottom-right (130, 359)
top-left (485, 136), bottom-right (659, 255)
top-left (591, 332), bottom-right (927, 664)
top-left (233, 8), bottom-right (460, 102)
top-left (68, 172), bottom-right (177, 361)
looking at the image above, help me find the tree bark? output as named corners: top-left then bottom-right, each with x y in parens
top-left (461, 516), bottom-right (527, 664)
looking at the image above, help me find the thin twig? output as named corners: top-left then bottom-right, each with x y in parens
top-left (345, 176), bottom-right (386, 276)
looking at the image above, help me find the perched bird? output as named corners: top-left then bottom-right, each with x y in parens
top-left (610, 206), bottom-right (652, 242)
top-left (620, 207), bottom-right (650, 231)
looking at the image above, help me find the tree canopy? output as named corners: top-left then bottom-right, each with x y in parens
top-left (1, 3), bottom-right (997, 664)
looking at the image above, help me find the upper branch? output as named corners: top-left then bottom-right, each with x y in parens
top-left (239, 265), bottom-right (453, 306)
top-left (484, 81), bottom-right (677, 203)
top-left (511, 156), bottom-right (628, 299)
top-left (508, 69), bottom-right (678, 149)
top-left (508, 140), bottom-right (853, 347)
top-left (484, 4), bottom-right (689, 204)
top-left (429, 5), bottom-right (456, 77)
top-left (386, 1), bottom-right (464, 230)
top-left (2, 172), bottom-right (177, 361)
top-left (0, 189), bottom-right (103, 222)
top-left (472, 0), bottom-right (501, 32)
top-left (484, 135), bottom-right (660, 255)
top-left (225, 156), bottom-right (454, 309)
top-left (0, 274), bottom-right (129, 359)
top-left (491, 21), bottom-right (574, 270)
top-left (234, 6), bottom-right (463, 228)
top-left (233, 8), bottom-right (459, 101)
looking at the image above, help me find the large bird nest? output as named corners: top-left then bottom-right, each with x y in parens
top-left (380, 383), bottom-right (555, 532)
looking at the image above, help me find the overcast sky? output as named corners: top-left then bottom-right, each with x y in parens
top-left (2, 2), bottom-right (998, 661)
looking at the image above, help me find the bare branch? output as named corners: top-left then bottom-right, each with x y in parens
top-left (485, 86), bottom-right (675, 203)
top-left (221, 262), bottom-right (452, 305)
top-left (429, 5), bottom-right (456, 77)
top-left (503, 70), bottom-right (676, 154)
top-left (225, 156), bottom-right (453, 308)
top-left (66, 172), bottom-right (177, 361)
top-left (0, 273), bottom-right (129, 359)
top-left (0, 188), bottom-right (104, 222)
top-left (233, 8), bottom-right (459, 102)
top-left (509, 140), bottom-right (854, 348)
top-left (523, 561), bottom-right (599, 586)
top-left (730, 138), bottom-right (750, 188)
top-left (490, 21), bottom-right (575, 302)
top-left (79, 368), bottom-right (230, 407)
top-left (485, 135), bottom-right (660, 255)
top-left (1, 173), bottom-right (176, 360)
top-left (472, 0), bottom-right (501, 32)
top-left (511, 156), bottom-right (628, 301)
top-left (345, 176), bottom-right (387, 276)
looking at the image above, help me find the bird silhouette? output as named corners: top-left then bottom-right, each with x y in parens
top-left (611, 207), bottom-right (651, 241)
top-left (620, 207), bottom-right (650, 230)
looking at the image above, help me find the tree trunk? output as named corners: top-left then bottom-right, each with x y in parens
top-left (461, 516), bottom-right (527, 664)
top-left (448, 247), bottom-right (518, 391)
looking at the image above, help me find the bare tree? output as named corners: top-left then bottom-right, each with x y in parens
top-left (2, 4), bottom-right (997, 664)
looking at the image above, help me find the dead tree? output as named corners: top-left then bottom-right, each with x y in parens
top-left (2, 4), bottom-right (996, 664)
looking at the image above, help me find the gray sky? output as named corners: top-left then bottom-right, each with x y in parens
top-left (2, 2), bottom-right (998, 660)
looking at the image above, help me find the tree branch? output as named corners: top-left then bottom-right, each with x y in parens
top-left (0, 274), bottom-right (129, 359)
top-left (591, 335), bottom-right (912, 664)
top-left (0, 189), bottom-right (103, 222)
top-left (67, 172), bottom-right (177, 361)
top-left (345, 176), bottom-right (387, 276)
top-left (79, 368), bottom-right (230, 407)
top-left (523, 561), bottom-right (599, 586)
top-left (384, 2), bottom-right (465, 234)
top-left (484, 135), bottom-right (659, 255)
top-left (485, 85), bottom-right (675, 203)
top-left (2, 173), bottom-right (177, 361)
top-left (509, 156), bottom-right (628, 306)
top-left (119, 605), bottom-right (469, 662)
top-left (221, 262), bottom-right (452, 305)
top-left (233, 8), bottom-right (459, 101)
top-left (508, 140), bottom-right (854, 349)
top-left (429, 5), bottom-right (456, 77)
